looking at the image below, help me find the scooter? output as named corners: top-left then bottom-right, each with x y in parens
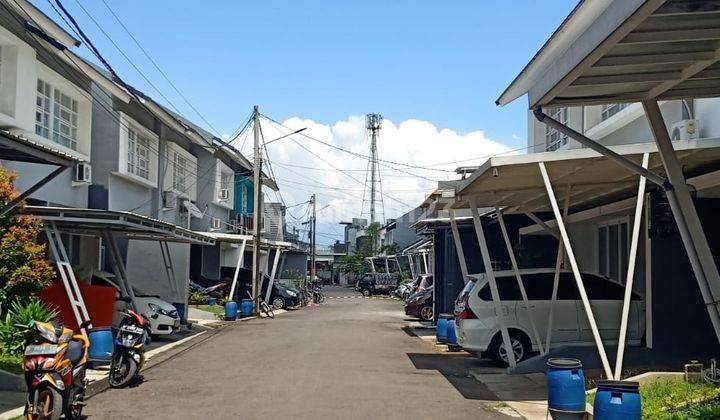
top-left (19, 319), bottom-right (91, 420)
top-left (109, 304), bottom-right (148, 388)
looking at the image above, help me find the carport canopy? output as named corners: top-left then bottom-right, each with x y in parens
top-left (22, 206), bottom-right (216, 245)
top-left (453, 138), bottom-right (720, 213)
top-left (497, 0), bottom-right (720, 108)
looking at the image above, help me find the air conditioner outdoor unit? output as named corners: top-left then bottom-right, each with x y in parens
top-left (218, 188), bottom-right (230, 200)
top-left (74, 162), bottom-right (92, 183)
top-left (671, 119), bottom-right (700, 141)
top-left (211, 217), bottom-right (222, 230)
top-left (162, 190), bottom-right (177, 209)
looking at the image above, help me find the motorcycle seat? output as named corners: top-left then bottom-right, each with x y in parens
top-left (66, 339), bottom-right (84, 365)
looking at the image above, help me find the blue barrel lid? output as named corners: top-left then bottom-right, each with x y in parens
top-left (547, 358), bottom-right (583, 369)
top-left (597, 380), bottom-right (639, 393)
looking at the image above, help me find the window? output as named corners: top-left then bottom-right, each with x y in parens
top-left (545, 107), bottom-right (568, 151)
top-left (600, 103), bottom-right (629, 121)
top-left (220, 172), bottom-right (231, 191)
top-left (598, 219), bottom-right (630, 283)
top-left (35, 79), bottom-right (79, 150)
top-left (173, 152), bottom-right (188, 193)
top-left (127, 128), bottom-right (151, 179)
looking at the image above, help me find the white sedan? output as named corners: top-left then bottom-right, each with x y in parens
top-left (454, 269), bottom-right (645, 366)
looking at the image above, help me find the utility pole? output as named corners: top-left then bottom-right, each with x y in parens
top-left (252, 106), bottom-right (262, 314)
top-left (310, 193), bottom-right (316, 280)
top-left (365, 113), bottom-right (383, 252)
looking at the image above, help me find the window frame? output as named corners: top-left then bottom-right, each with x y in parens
top-left (544, 107), bottom-right (568, 151)
top-left (117, 113), bottom-right (159, 187)
top-left (597, 217), bottom-right (631, 284)
top-left (165, 141), bottom-right (197, 201)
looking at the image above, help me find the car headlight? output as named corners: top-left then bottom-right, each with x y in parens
top-left (148, 303), bottom-right (172, 316)
top-left (286, 291), bottom-right (297, 297)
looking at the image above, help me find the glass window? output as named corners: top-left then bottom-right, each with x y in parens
top-left (583, 275), bottom-right (625, 300)
top-left (597, 220), bottom-right (629, 283)
top-left (558, 273), bottom-right (581, 300)
top-left (173, 152), bottom-right (187, 192)
top-left (35, 79), bottom-right (79, 150)
top-left (545, 107), bottom-right (568, 151)
top-left (601, 103), bottom-right (629, 121)
top-left (127, 128), bottom-right (151, 179)
top-left (523, 273), bottom-right (555, 300)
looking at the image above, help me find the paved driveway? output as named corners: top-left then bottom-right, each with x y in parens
top-left (83, 287), bottom-right (510, 419)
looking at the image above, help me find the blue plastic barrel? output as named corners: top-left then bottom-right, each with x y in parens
top-left (225, 301), bottom-right (238, 321)
top-left (436, 314), bottom-right (451, 343)
top-left (446, 319), bottom-right (457, 345)
top-left (593, 380), bottom-right (640, 419)
top-left (88, 327), bottom-right (113, 361)
top-left (547, 358), bottom-right (586, 413)
top-left (240, 299), bottom-right (253, 317)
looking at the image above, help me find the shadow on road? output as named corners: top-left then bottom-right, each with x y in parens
top-left (406, 353), bottom-right (501, 401)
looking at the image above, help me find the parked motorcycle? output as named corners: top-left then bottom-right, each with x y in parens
top-left (19, 319), bottom-right (91, 420)
top-left (109, 304), bottom-right (149, 388)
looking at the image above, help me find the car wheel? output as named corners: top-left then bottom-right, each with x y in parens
top-left (418, 304), bottom-right (433, 322)
top-left (272, 297), bottom-right (286, 310)
top-left (361, 289), bottom-right (372, 297)
top-left (488, 330), bottom-right (531, 366)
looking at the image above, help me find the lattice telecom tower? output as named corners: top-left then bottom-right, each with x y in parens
top-left (363, 113), bottom-right (385, 228)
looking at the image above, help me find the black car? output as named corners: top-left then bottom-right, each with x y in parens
top-left (356, 273), bottom-right (400, 297)
top-left (223, 267), bottom-right (300, 310)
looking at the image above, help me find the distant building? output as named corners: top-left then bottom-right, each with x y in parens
top-left (340, 217), bottom-right (367, 254)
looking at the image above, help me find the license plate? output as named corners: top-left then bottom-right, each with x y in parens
top-left (24, 344), bottom-right (57, 356)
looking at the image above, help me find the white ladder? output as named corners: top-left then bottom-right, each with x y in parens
top-left (44, 221), bottom-right (93, 333)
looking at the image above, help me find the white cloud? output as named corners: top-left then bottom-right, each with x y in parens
top-left (234, 115), bottom-right (513, 245)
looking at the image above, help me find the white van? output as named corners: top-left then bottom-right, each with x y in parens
top-left (454, 269), bottom-right (644, 366)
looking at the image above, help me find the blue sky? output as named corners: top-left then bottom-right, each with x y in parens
top-left (36, 0), bottom-right (576, 148)
top-left (34, 1), bottom-right (578, 244)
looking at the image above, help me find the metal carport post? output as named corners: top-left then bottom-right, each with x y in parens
top-left (228, 238), bottom-right (248, 301)
top-left (448, 208), bottom-right (470, 281)
top-left (468, 198), bottom-right (517, 368)
top-left (537, 108), bottom-right (720, 346)
top-left (265, 247), bottom-right (282, 304)
top-left (407, 254), bottom-right (416, 279)
top-left (538, 162), bottom-right (613, 379)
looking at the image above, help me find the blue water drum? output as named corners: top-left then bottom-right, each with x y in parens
top-left (593, 380), bottom-right (641, 419)
top-left (547, 358), bottom-right (586, 413)
top-left (225, 301), bottom-right (238, 321)
top-left (88, 327), bottom-right (114, 361)
top-left (436, 314), bottom-right (451, 343)
top-left (240, 299), bottom-right (253, 317)
top-left (446, 319), bottom-right (458, 345)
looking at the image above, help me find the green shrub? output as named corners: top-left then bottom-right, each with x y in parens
top-left (0, 352), bottom-right (22, 374)
top-left (0, 298), bottom-right (58, 357)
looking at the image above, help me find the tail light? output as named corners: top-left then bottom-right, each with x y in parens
top-left (456, 295), bottom-right (477, 320)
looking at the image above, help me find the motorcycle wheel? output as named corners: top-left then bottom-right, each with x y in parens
top-left (27, 386), bottom-right (62, 420)
top-left (109, 353), bottom-right (138, 388)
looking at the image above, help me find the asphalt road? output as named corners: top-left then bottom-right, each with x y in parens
top-left (83, 287), bottom-right (510, 419)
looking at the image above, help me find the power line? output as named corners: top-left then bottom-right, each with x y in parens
top-left (98, 0), bottom-right (223, 137)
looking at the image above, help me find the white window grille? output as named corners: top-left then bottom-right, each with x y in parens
top-left (173, 152), bottom-right (188, 193)
top-left (35, 79), bottom-right (79, 150)
top-left (220, 172), bottom-right (231, 191)
top-left (127, 128), bottom-right (151, 179)
top-left (600, 103), bottom-right (629, 121)
top-left (242, 184), bottom-right (249, 213)
top-left (545, 107), bottom-right (568, 151)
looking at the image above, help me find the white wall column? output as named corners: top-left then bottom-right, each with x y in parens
top-left (469, 199), bottom-right (516, 367)
top-left (615, 153), bottom-right (649, 380)
top-left (539, 162), bottom-right (613, 379)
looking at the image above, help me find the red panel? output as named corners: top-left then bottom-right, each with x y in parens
top-left (39, 281), bottom-right (116, 332)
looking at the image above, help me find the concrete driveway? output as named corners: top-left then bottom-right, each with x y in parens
top-left (82, 286), bottom-right (512, 419)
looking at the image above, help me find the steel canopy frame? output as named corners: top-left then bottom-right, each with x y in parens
top-left (535, 105), bottom-right (720, 348)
